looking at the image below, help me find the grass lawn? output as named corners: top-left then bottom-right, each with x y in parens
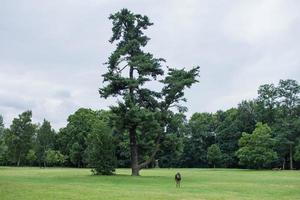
top-left (0, 167), bottom-right (299, 200)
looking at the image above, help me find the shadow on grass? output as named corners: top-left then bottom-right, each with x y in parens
top-left (87, 173), bottom-right (166, 179)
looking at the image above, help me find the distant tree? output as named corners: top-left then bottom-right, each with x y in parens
top-left (158, 113), bottom-right (186, 168)
top-left (215, 101), bottom-right (257, 168)
top-left (70, 142), bottom-right (83, 168)
top-left (207, 144), bottom-right (222, 168)
top-left (26, 149), bottom-right (37, 166)
top-left (0, 115), bottom-right (4, 135)
top-left (85, 120), bottom-right (116, 175)
top-left (215, 109), bottom-right (241, 167)
top-left (57, 108), bottom-right (102, 167)
top-left (181, 113), bottom-right (217, 167)
top-left (0, 115), bottom-right (8, 165)
top-left (45, 150), bottom-right (65, 166)
top-left (294, 140), bottom-right (300, 162)
top-left (5, 111), bottom-right (35, 166)
top-left (277, 80), bottom-right (300, 115)
top-left (256, 79), bottom-right (300, 169)
top-left (236, 122), bottom-right (278, 169)
top-left (257, 83), bottom-right (278, 125)
top-left (36, 119), bottom-right (56, 167)
top-left (276, 79), bottom-right (300, 169)
top-left (0, 141), bottom-right (8, 165)
top-left (56, 109), bottom-right (113, 168)
top-left (99, 9), bottom-right (200, 175)
top-left (236, 101), bottom-right (257, 133)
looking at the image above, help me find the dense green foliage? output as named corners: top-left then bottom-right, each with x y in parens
top-left (4, 111), bottom-right (36, 166)
top-left (1, 167), bottom-right (300, 200)
top-left (85, 121), bottom-right (116, 175)
top-left (294, 140), bottom-right (300, 161)
top-left (236, 123), bottom-right (278, 169)
top-left (35, 119), bottom-right (56, 167)
top-left (57, 108), bottom-right (99, 167)
top-left (26, 149), bottom-right (37, 165)
top-left (0, 116), bottom-right (7, 165)
top-left (207, 144), bottom-right (222, 168)
top-left (45, 150), bottom-right (65, 166)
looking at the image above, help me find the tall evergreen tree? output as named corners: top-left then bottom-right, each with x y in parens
top-left (100, 9), bottom-right (199, 175)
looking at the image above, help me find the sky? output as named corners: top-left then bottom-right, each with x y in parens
top-left (1, 0), bottom-right (300, 130)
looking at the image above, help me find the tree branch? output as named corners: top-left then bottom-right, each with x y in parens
top-left (118, 64), bottom-right (128, 73)
top-left (138, 132), bottom-right (161, 169)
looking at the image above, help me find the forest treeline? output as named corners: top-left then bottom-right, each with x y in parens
top-left (0, 79), bottom-right (299, 170)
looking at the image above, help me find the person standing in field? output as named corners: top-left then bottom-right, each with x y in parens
top-left (175, 172), bottom-right (181, 188)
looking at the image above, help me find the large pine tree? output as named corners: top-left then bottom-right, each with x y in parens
top-left (100, 9), bottom-right (200, 175)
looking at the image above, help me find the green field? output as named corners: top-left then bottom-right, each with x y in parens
top-left (0, 167), bottom-right (299, 200)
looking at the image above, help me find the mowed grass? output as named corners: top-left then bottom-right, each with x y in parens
top-left (0, 167), bottom-right (299, 200)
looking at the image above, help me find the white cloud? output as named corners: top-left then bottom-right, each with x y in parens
top-left (223, 0), bottom-right (300, 44)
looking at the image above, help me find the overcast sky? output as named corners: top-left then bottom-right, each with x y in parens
top-left (1, 0), bottom-right (300, 130)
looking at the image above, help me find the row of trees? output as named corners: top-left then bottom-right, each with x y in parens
top-left (181, 79), bottom-right (300, 170)
top-left (0, 79), bottom-right (299, 172)
top-left (0, 109), bottom-right (115, 175)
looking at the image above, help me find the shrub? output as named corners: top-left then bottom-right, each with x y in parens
top-left (85, 121), bottom-right (116, 175)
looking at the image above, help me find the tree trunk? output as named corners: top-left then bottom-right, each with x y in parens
top-left (130, 128), bottom-right (139, 176)
top-left (17, 152), bottom-right (21, 166)
top-left (128, 65), bottom-right (140, 176)
top-left (289, 144), bottom-right (293, 170)
top-left (282, 158), bottom-right (285, 170)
